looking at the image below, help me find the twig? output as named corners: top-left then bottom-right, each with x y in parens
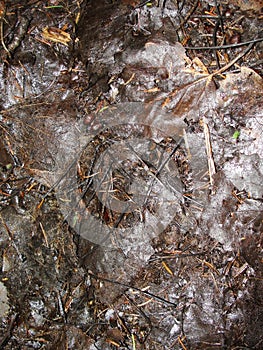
top-left (135, 0), bottom-right (153, 8)
top-left (39, 222), bottom-right (49, 248)
top-left (125, 294), bottom-right (152, 341)
top-left (149, 250), bottom-right (207, 261)
top-left (165, 40), bottom-right (256, 99)
top-left (178, 336), bottom-right (188, 350)
top-left (0, 313), bottom-right (18, 348)
top-left (186, 40), bottom-right (256, 79)
top-left (88, 270), bottom-right (177, 307)
top-left (0, 3), bottom-right (10, 57)
top-left (213, 0), bottom-right (225, 69)
top-left (185, 37), bottom-right (263, 50)
top-left (174, 0), bottom-right (200, 32)
top-left (203, 119), bottom-right (216, 191)
top-left (211, 41), bottom-right (256, 76)
top-left (7, 14), bottom-right (31, 55)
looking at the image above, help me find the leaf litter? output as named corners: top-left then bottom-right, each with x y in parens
top-left (0, 0), bottom-right (262, 349)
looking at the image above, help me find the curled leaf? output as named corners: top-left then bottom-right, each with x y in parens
top-left (42, 27), bottom-right (71, 46)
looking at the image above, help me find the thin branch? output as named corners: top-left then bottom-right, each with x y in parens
top-left (211, 41), bottom-right (256, 76)
top-left (203, 119), bottom-right (216, 191)
top-left (89, 270), bottom-right (177, 308)
top-left (185, 37), bottom-right (263, 50)
top-left (0, 4), bottom-right (10, 57)
top-left (0, 314), bottom-right (18, 348)
top-left (174, 0), bottom-right (200, 32)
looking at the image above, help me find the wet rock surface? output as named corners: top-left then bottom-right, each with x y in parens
top-left (0, 0), bottom-right (262, 349)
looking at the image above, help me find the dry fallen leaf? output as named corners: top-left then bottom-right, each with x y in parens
top-left (42, 27), bottom-right (71, 46)
top-left (187, 57), bottom-right (209, 75)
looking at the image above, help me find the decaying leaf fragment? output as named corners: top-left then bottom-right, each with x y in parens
top-left (42, 27), bottom-right (71, 46)
top-left (233, 0), bottom-right (263, 11)
top-left (184, 56), bottom-right (209, 75)
top-left (0, 281), bottom-right (9, 317)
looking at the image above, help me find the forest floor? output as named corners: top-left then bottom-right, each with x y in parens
top-left (0, 1), bottom-right (262, 349)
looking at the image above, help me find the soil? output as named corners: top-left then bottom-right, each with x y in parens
top-left (0, 1), bottom-right (262, 349)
